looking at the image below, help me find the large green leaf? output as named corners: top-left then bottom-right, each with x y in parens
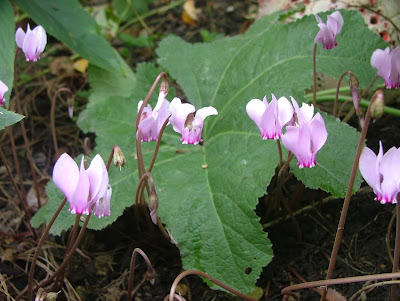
top-left (0, 1), bottom-right (15, 108)
top-left (156, 9), bottom-right (382, 197)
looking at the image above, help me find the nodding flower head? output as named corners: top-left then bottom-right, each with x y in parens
top-left (359, 142), bottom-right (400, 204)
top-left (53, 153), bottom-right (111, 217)
top-left (15, 24), bottom-right (47, 62)
top-left (169, 97), bottom-right (218, 145)
top-left (314, 11), bottom-right (344, 50)
top-left (137, 91), bottom-right (171, 142)
top-left (246, 94), bottom-right (294, 140)
top-left (281, 97), bottom-right (328, 168)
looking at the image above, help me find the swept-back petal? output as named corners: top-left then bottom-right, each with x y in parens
top-left (260, 97), bottom-right (277, 139)
top-left (371, 48), bottom-right (391, 83)
top-left (169, 97), bottom-right (195, 134)
top-left (15, 27), bottom-right (26, 49)
top-left (359, 147), bottom-right (381, 195)
top-left (33, 25), bottom-right (47, 56)
top-left (70, 160), bottom-right (90, 214)
top-left (196, 106), bottom-right (218, 121)
top-left (246, 98), bottom-right (266, 126)
top-left (94, 185), bottom-right (112, 218)
top-left (87, 154), bottom-right (109, 205)
top-left (22, 29), bottom-right (39, 61)
top-left (0, 81), bottom-right (8, 101)
top-left (277, 96), bottom-right (294, 127)
top-left (53, 153), bottom-right (80, 201)
top-left (310, 113), bottom-right (328, 153)
top-left (328, 11), bottom-right (344, 34)
top-left (379, 146), bottom-right (400, 203)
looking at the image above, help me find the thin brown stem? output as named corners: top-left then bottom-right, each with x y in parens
top-left (168, 270), bottom-right (259, 301)
top-left (135, 172), bottom-right (155, 207)
top-left (50, 88), bottom-right (73, 159)
top-left (283, 272), bottom-right (400, 296)
top-left (13, 48), bottom-right (42, 209)
top-left (312, 43), bottom-right (318, 107)
top-left (333, 71), bottom-right (352, 117)
top-left (147, 116), bottom-right (170, 173)
top-left (337, 98), bottom-right (353, 118)
top-left (127, 248), bottom-right (156, 301)
top-left (27, 198), bottom-right (67, 301)
top-left (392, 202), bottom-right (400, 300)
top-left (320, 90), bottom-right (382, 301)
top-left (276, 139), bottom-right (283, 167)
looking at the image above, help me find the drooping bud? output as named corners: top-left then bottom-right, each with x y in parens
top-left (370, 90), bottom-right (384, 120)
top-left (113, 145), bottom-right (126, 170)
top-left (148, 189), bottom-right (159, 225)
top-left (160, 75), bottom-right (169, 96)
top-left (146, 265), bottom-right (157, 285)
top-left (67, 95), bottom-right (74, 118)
top-left (349, 73), bottom-right (359, 109)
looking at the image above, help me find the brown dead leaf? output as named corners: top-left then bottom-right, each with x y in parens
top-left (182, 0), bottom-right (201, 26)
top-left (73, 58), bottom-right (89, 73)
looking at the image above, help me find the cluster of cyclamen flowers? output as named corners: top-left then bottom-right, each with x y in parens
top-left (137, 91), bottom-right (218, 145)
top-left (246, 95), bottom-right (328, 168)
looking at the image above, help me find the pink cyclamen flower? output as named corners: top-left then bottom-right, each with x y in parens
top-left (15, 24), bottom-right (47, 62)
top-left (169, 98), bottom-right (218, 145)
top-left (246, 94), bottom-right (294, 140)
top-left (137, 91), bottom-right (170, 142)
top-left (0, 81), bottom-right (8, 106)
top-left (371, 47), bottom-right (400, 89)
top-left (281, 97), bottom-right (328, 168)
top-left (359, 142), bottom-right (400, 204)
top-left (53, 153), bottom-right (112, 217)
top-left (314, 11), bottom-right (344, 50)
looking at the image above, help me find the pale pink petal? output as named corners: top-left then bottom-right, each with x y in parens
top-left (33, 25), bottom-right (47, 56)
top-left (94, 185), bottom-right (112, 217)
top-left (309, 113), bottom-right (328, 154)
top-left (70, 159), bottom-right (90, 214)
top-left (260, 96), bottom-right (277, 139)
top-left (277, 96), bottom-right (294, 128)
top-left (0, 81), bottom-right (8, 104)
top-left (329, 11), bottom-right (344, 35)
top-left (371, 48), bottom-right (391, 85)
top-left (87, 154), bottom-right (109, 205)
top-left (359, 147), bottom-right (381, 196)
top-left (22, 29), bottom-right (39, 61)
top-left (138, 116), bottom-right (156, 142)
top-left (246, 98), bottom-right (266, 128)
top-left (53, 153), bottom-right (80, 201)
top-left (169, 98), bottom-right (195, 134)
top-left (379, 146), bottom-right (400, 203)
top-left (15, 27), bottom-right (25, 49)
top-left (154, 98), bottom-right (171, 140)
top-left (196, 106), bottom-right (218, 121)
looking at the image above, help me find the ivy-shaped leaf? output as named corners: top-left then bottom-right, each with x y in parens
top-left (0, 107), bottom-right (24, 130)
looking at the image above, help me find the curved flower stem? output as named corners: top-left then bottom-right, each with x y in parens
top-left (276, 139), bottom-right (283, 167)
top-left (319, 90), bottom-right (382, 301)
top-left (391, 202), bottom-right (400, 300)
top-left (135, 73), bottom-right (168, 176)
top-left (283, 271), bottom-right (400, 296)
top-left (127, 248), bottom-right (156, 301)
top-left (50, 88), bottom-right (73, 158)
top-left (337, 98), bottom-right (353, 118)
top-left (27, 198), bottom-right (67, 301)
top-left (168, 270), bottom-right (259, 301)
top-left (278, 152), bottom-right (293, 180)
top-left (135, 172), bottom-right (155, 207)
top-left (148, 116), bottom-right (170, 173)
top-left (361, 75), bottom-right (378, 98)
top-left (13, 48), bottom-right (42, 209)
top-left (312, 43), bottom-right (318, 107)
top-left (333, 71), bottom-right (353, 117)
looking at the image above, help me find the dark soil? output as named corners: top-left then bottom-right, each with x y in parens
top-left (2, 1), bottom-right (400, 300)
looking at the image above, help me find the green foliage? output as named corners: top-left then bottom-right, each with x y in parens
top-left (0, 1), bottom-right (15, 108)
top-left (0, 108), bottom-right (24, 130)
top-left (30, 7), bottom-right (386, 295)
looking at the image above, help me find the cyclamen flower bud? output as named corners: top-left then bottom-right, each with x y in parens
top-left (113, 145), bottom-right (126, 170)
top-left (148, 190), bottom-right (159, 225)
top-left (349, 73), bottom-right (359, 110)
top-left (370, 90), bottom-right (384, 120)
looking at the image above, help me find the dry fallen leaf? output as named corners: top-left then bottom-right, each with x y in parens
top-left (182, 0), bottom-right (201, 26)
top-left (73, 58), bottom-right (89, 73)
